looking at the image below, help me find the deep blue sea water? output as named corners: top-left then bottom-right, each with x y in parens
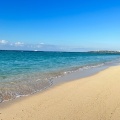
top-left (0, 50), bottom-right (120, 102)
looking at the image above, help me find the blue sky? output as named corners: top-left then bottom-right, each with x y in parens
top-left (0, 0), bottom-right (120, 51)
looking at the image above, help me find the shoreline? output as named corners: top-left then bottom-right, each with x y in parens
top-left (0, 61), bottom-right (119, 106)
top-left (1, 65), bottom-right (120, 119)
top-left (0, 61), bottom-right (114, 105)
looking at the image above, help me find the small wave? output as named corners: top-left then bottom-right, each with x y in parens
top-left (0, 58), bottom-right (120, 103)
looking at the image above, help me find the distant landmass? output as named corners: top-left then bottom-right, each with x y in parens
top-left (88, 50), bottom-right (120, 53)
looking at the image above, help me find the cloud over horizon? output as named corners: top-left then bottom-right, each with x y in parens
top-left (0, 40), bottom-right (108, 52)
top-left (0, 40), bottom-right (8, 44)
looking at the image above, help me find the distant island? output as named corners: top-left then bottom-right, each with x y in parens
top-left (88, 50), bottom-right (120, 54)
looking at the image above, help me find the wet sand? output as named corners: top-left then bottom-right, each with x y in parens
top-left (1, 66), bottom-right (120, 120)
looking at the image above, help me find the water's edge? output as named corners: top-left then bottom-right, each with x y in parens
top-left (0, 61), bottom-right (119, 107)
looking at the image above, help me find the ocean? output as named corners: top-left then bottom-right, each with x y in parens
top-left (0, 50), bottom-right (120, 102)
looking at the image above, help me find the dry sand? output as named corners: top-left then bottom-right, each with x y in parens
top-left (1, 66), bottom-right (120, 120)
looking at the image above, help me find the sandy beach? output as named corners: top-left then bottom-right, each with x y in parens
top-left (1, 65), bottom-right (120, 120)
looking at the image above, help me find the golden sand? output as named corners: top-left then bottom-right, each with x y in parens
top-left (1, 66), bottom-right (120, 120)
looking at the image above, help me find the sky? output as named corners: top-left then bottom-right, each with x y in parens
top-left (0, 0), bottom-right (120, 51)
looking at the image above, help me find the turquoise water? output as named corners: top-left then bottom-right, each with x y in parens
top-left (0, 50), bottom-right (120, 102)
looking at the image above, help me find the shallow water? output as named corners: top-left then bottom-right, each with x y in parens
top-left (0, 50), bottom-right (120, 102)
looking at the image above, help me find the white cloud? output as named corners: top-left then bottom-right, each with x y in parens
top-left (0, 40), bottom-right (91, 51)
top-left (14, 42), bottom-right (24, 46)
top-left (0, 40), bottom-right (8, 44)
